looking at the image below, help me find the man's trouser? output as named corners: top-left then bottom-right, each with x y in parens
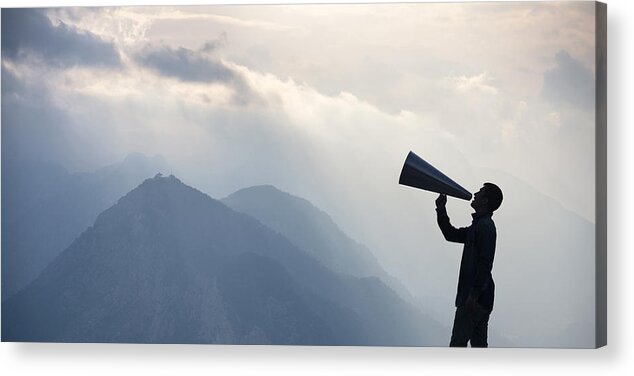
top-left (449, 304), bottom-right (492, 347)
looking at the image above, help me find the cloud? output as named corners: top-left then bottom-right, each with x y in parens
top-left (134, 43), bottom-right (260, 106)
top-left (1, 9), bottom-right (121, 68)
top-left (135, 44), bottom-right (235, 83)
top-left (201, 32), bottom-right (227, 53)
top-left (542, 50), bottom-right (594, 110)
top-left (447, 72), bottom-right (499, 95)
top-left (142, 9), bottom-right (299, 32)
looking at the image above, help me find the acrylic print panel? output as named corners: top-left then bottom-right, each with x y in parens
top-left (0, 2), bottom-right (606, 348)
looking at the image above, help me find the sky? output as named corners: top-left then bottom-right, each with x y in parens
top-left (1, 2), bottom-right (596, 220)
top-left (1, 2), bottom-right (600, 346)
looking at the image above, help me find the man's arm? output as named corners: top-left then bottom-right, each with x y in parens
top-left (469, 221), bottom-right (497, 300)
top-left (435, 194), bottom-right (469, 244)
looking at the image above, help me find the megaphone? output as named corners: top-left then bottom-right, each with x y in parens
top-left (399, 151), bottom-right (472, 201)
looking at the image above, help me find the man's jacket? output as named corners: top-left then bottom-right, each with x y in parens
top-left (436, 207), bottom-right (497, 312)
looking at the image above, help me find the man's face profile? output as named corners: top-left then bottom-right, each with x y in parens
top-left (470, 186), bottom-right (488, 212)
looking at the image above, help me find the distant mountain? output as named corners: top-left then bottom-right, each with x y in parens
top-left (1, 153), bottom-right (170, 300)
top-left (222, 185), bottom-right (413, 301)
top-left (2, 175), bottom-right (444, 345)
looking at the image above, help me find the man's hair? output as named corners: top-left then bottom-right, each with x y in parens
top-left (483, 182), bottom-right (503, 212)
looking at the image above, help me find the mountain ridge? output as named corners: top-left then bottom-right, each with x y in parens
top-left (2, 174), bottom-right (445, 345)
top-left (222, 184), bottom-right (414, 302)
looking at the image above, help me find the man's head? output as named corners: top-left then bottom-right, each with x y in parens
top-left (470, 182), bottom-right (503, 213)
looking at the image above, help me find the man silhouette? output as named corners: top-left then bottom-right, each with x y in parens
top-left (435, 182), bottom-right (503, 347)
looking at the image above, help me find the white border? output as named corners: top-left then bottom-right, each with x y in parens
top-left (1, 0), bottom-right (632, 375)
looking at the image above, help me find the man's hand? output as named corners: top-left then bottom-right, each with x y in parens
top-left (435, 194), bottom-right (447, 209)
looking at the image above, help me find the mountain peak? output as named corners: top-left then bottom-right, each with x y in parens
top-left (222, 184), bottom-right (397, 285)
top-left (123, 173), bottom-right (211, 206)
top-left (91, 172), bottom-right (229, 234)
top-left (230, 184), bottom-right (289, 197)
top-left (136, 173), bottom-right (188, 190)
top-left (224, 185), bottom-right (314, 212)
top-left (149, 172), bottom-right (181, 183)
top-left (129, 173), bottom-right (192, 199)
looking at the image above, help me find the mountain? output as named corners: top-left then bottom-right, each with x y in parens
top-left (2, 175), bottom-right (444, 345)
top-left (1, 153), bottom-right (170, 300)
top-left (222, 185), bottom-right (413, 300)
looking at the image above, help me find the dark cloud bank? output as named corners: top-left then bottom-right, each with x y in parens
top-left (1, 8), bottom-right (120, 68)
top-left (136, 45), bottom-right (236, 83)
top-left (134, 43), bottom-right (258, 106)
